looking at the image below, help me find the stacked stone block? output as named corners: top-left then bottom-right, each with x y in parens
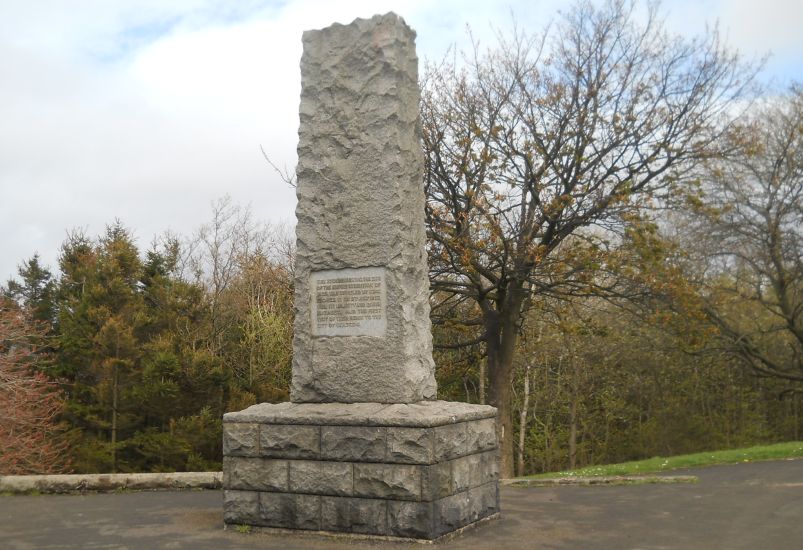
top-left (223, 401), bottom-right (499, 539)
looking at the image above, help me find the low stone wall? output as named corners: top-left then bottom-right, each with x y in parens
top-left (0, 472), bottom-right (222, 494)
top-left (222, 400), bottom-right (499, 539)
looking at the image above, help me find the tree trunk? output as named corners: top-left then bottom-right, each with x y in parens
top-left (569, 397), bottom-right (577, 470)
top-left (479, 360), bottom-right (486, 405)
top-left (569, 357), bottom-right (579, 470)
top-left (485, 283), bottom-right (526, 479)
top-left (489, 365), bottom-right (514, 478)
top-left (111, 362), bottom-right (118, 474)
top-left (517, 363), bottom-right (531, 477)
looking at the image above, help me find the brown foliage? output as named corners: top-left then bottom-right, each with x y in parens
top-left (0, 302), bottom-right (71, 474)
top-left (422, 0), bottom-right (755, 476)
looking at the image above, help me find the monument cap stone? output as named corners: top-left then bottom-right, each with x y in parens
top-left (291, 12), bottom-right (437, 404)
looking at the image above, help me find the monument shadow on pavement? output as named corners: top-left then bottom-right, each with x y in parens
top-left (222, 12), bottom-right (499, 540)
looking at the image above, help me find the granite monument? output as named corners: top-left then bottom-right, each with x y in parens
top-left (222, 13), bottom-right (499, 539)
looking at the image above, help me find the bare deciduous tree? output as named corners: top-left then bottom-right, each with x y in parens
top-left (688, 86), bottom-right (803, 384)
top-left (183, 197), bottom-right (296, 401)
top-left (422, 0), bottom-right (756, 476)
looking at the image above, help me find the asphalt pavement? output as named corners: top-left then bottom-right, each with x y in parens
top-left (2, 459), bottom-right (802, 549)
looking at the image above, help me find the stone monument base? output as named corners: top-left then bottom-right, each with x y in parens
top-left (222, 400), bottom-right (499, 540)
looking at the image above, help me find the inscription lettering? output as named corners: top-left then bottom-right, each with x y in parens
top-left (311, 267), bottom-right (387, 337)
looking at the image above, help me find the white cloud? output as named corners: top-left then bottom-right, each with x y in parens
top-left (663, 0), bottom-right (803, 81)
top-left (1, 0), bottom-right (801, 283)
top-left (718, 0), bottom-right (803, 54)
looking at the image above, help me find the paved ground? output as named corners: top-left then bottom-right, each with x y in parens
top-left (2, 459), bottom-right (802, 549)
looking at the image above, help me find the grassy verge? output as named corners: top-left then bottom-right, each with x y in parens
top-left (525, 441), bottom-right (803, 479)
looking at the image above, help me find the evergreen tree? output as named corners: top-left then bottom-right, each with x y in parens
top-left (4, 254), bottom-right (57, 325)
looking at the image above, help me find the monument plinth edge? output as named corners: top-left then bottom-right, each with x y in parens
top-left (223, 400), bottom-right (497, 427)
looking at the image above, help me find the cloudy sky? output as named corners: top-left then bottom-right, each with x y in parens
top-left (1, 0), bottom-right (801, 283)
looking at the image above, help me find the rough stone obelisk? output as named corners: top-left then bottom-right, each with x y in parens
top-left (290, 10), bottom-right (437, 403)
top-left (222, 13), bottom-right (499, 540)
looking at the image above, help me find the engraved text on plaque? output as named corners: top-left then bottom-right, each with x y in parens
top-left (310, 267), bottom-right (387, 337)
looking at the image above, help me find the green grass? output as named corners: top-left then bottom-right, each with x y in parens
top-left (0, 489), bottom-right (43, 496)
top-left (525, 441), bottom-right (803, 479)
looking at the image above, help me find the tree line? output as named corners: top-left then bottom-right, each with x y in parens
top-left (1, 199), bottom-right (293, 474)
top-left (421, 0), bottom-right (800, 476)
top-left (2, 0), bottom-right (801, 476)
